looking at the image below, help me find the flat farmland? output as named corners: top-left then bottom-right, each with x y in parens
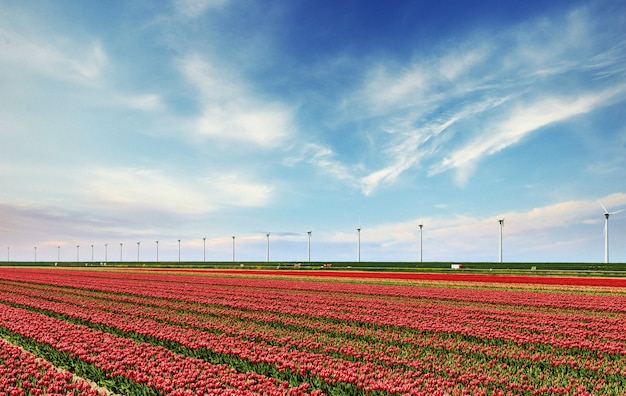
top-left (0, 268), bottom-right (625, 395)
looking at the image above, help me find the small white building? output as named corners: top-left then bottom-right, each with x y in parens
top-left (451, 264), bottom-right (463, 270)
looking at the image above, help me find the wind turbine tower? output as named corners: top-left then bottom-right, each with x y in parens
top-left (356, 227), bottom-right (361, 262)
top-left (599, 202), bottom-right (624, 264)
top-left (498, 219), bottom-right (505, 263)
top-left (418, 223), bottom-right (423, 263)
top-left (307, 231), bottom-right (312, 262)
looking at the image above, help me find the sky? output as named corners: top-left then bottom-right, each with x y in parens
top-left (1, 0), bottom-right (626, 264)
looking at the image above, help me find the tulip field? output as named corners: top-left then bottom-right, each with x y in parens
top-left (0, 268), bottom-right (625, 395)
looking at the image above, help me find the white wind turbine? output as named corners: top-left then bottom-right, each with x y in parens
top-left (498, 218), bottom-right (505, 263)
top-left (418, 223), bottom-right (423, 263)
top-left (599, 202), bottom-right (624, 264)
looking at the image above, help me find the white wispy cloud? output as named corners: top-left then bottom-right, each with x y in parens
top-left (0, 200), bottom-right (111, 241)
top-left (180, 55), bottom-right (294, 148)
top-left (585, 42), bottom-right (626, 79)
top-left (360, 45), bottom-right (490, 113)
top-left (300, 143), bottom-right (356, 182)
top-left (199, 173), bottom-right (274, 208)
top-left (0, 8), bottom-right (169, 119)
top-left (83, 166), bottom-right (273, 215)
top-left (83, 167), bottom-right (211, 214)
top-left (0, 26), bottom-right (107, 85)
top-left (358, 95), bottom-right (510, 194)
top-left (327, 4), bottom-right (626, 194)
top-left (116, 94), bottom-right (164, 111)
top-left (173, 0), bottom-right (229, 19)
top-left (429, 85), bottom-right (626, 185)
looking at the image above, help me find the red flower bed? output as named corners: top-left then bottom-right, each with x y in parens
top-left (0, 268), bottom-right (625, 395)
top-left (197, 269), bottom-right (626, 287)
top-left (0, 337), bottom-right (105, 395)
top-left (0, 304), bottom-right (314, 395)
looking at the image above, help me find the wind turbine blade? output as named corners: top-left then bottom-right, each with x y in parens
top-left (610, 209), bottom-right (625, 215)
top-left (598, 201), bottom-right (609, 214)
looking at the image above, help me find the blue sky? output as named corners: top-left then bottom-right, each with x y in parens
top-left (1, 0), bottom-right (625, 263)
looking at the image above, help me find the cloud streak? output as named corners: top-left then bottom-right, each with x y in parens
top-left (0, 26), bottom-right (107, 85)
top-left (180, 55), bottom-right (294, 148)
top-left (83, 167), bottom-right (273, 216)
top-left (326, 4), bottom-right (626, 194)
top-left (429, 85), bottom-right (626, 185)
top-left (173, 0), bottom-right (229, 19)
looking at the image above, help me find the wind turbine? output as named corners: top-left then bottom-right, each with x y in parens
top-left (599, 202), bottom-right (624, 264)
top-left (356, 227), bottom-right (361, 262)
top-left (307, 231), bottom-right (312, 262)
top-left (498, 218), bottom-right (505, 263)
top-left (232, 236), bottom-right (235, 262)
top-left (418, 223), bottom-right (423, 263)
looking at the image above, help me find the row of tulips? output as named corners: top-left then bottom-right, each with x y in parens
top-left (1, 269), bottom-right (626, 394)
top-left (0, 336), bottom-right (106, 396)
top-left (3, 268), bottom-right (626, 313)
top-left (0, 303), bottom-right (317, 396)
top-left (4, 270), bottom-right (624, 355)
top-left (4, 269), bottom-right (626, 342)
top-left (3, 279), bottom-right (625, 373)
top-left (1, 289), bottom-right (447, 395)
top-left (176, 269), bottom-right (626, 288)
